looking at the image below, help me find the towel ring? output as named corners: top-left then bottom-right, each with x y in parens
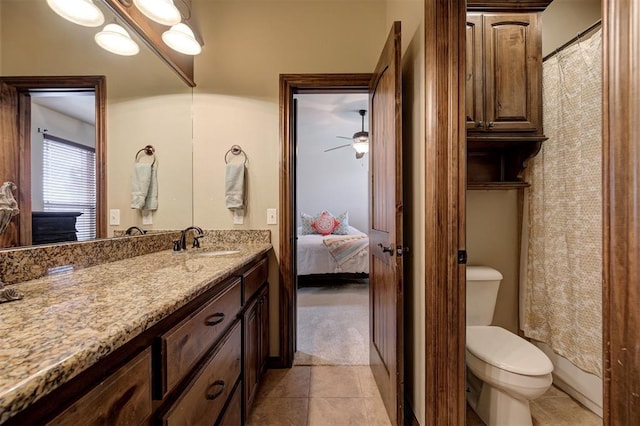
top-left (135, 145), bottom-right (156, 166)
top-left (225, 144), bottom-right (247, 165)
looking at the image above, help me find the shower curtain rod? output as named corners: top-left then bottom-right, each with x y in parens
top-left (543, 20), bottom-right (602, 62)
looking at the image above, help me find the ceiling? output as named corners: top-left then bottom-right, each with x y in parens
top-left (30, 93), bottom-right (96, 125)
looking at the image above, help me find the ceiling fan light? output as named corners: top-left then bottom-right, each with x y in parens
top-left (353, 140), bottom-right (369, 154)
top-left (352, 131), bottom-right (369, 154)
top-left (47, 0), bottom-right (104, 27)
top-left (162, 23), bottom-right (202, 55)
top-left (133, 0), bottom-right (181, 26)
top-left (95, 23), bottom-right (140, 56)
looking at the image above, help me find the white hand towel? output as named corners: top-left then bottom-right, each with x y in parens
top-left (131, 163), bottom-right (152, 210)
top-left (142, 163), bottom-right (158, 211)
top-left (225, 163), bottom-right (245, 210)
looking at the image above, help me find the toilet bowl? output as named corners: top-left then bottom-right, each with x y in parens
top-left (466, 266), bottom-right (553, 426)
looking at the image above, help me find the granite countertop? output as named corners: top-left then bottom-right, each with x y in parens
top-left (0, 242), bottom-right (271, 423)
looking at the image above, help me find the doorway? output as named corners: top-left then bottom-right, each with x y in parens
top-left (0, 76), bottom-right (106, 248)
top-left (293, 92), bottom-right (370, 366)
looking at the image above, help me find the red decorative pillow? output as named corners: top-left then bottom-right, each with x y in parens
top-left (311, 211), bottom-right (340, 236)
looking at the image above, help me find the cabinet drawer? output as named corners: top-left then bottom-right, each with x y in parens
top-left (217, 380), bottom-right (242, 426)
top-left (164, 323), bottom-right (242, 426)
top-left (243, 258), bottom-right (267, 303)
top-left (48, 348), bottom-right (152, 426)
top-left (162, 278), bottom-right (242, 394)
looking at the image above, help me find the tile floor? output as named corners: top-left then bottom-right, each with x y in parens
top-left (466, 385), bottom-right (602, 426)
top-left (246, 365), bottom-right (391, 426)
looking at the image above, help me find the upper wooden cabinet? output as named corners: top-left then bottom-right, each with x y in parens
top-left (466, 11), bottom-right (547, 187)
top-left (466, 13), bottom-right (542, 136)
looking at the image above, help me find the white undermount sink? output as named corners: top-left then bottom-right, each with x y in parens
top-left (193, 250), bottom-right (241, 257)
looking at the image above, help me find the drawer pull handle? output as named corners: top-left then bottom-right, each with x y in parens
top-left (206, 380), bottom-right (225, 400)
top-left (205, 313), bottom-right (225, 326)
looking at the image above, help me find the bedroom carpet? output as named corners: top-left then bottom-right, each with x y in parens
top-left (295, 281), bottom-right (369, 366)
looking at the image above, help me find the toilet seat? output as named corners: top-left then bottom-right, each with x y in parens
top-left (467, 326), bottom-right (553, 375)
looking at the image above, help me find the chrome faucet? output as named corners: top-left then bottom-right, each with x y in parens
top-left (178, 226), bottom-right (204, 251)
top-left (125, 226), bottom-right (146, 236)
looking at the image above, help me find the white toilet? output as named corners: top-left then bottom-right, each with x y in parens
top-left (466, 266), bottom-right (553, 426)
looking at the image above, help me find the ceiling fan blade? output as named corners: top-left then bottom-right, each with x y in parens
top-left (324, 144), bottom-right (351, 152)
top-left (336, 136), bottom-right (352, 140)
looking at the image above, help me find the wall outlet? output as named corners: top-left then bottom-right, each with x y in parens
top-left (109, 209), bottom-right (120, 226)
top-left (142, 211), bottom-right (153, 225)
top-left (267, 208), bottom-right (277, 225)
top-left (233, 209), bottom-right (244, 225)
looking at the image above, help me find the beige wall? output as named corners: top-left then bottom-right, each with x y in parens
top-left (190, 0), bottom-right (388, 358)
top-left (542, 0), bottom-right (602, 56)
top-left (466, 190), bottom-right (520, 332)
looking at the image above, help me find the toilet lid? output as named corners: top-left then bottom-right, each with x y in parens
top-left (466, 326), bottom-right (554, 375)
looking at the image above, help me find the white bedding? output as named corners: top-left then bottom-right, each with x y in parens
top-left (296, 226), bottom-right (369, 275)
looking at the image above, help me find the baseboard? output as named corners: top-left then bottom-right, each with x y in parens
top-left (267, 356), bottom-right (287, 369)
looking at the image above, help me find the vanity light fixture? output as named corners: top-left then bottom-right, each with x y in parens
top-left (95, 23), bottom-right (140, 56)
top-left (162, 23), bottom-right (202, 55)
top-left (132, 0), bottom-right (181, 26)
top-left (46, 0), bottom-right (105, 27)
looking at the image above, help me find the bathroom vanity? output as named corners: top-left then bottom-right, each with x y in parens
top-left (0, 234), bottom-right (271, 425)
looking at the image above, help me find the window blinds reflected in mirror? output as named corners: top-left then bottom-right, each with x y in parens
top-left (42, 134), bottom-right (97, 241)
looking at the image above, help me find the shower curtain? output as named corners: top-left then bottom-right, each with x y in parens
top-left (521, 28), bottom-right (602, 377)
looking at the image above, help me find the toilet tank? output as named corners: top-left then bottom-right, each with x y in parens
top-left (466, 266), bottom-right (503, 326)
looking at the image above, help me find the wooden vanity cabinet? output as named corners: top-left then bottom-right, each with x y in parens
top-left (158, 278), bottom-right (242, 398)
top-left (162, 323), bottom-right (242, 426)
top-left (242, 258), bottom-right (269, 419)
top-left (47, 348), bottom-right (152, 426)
top-left (9, 253), bottom-right (270, 426)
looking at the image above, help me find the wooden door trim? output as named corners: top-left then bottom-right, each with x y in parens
top-left (602, 0), bottom-right (640, 423)
top-left (424, 0), bottom-right (467, 424)
top-left (0, 76), bottom-right (107, 242)
top-left (278, 74), bottom-right (371, 368)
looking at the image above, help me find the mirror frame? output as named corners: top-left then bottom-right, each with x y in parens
top-left (0, 76), bottom-right (106, 247)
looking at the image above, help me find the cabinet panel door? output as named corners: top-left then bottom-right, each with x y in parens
top-left (48, 348), bottom-right (152, 426)
top-left (484, 13), bottom-right (541, 132)
top-left (466, 14), bottom-right (484, 130)
top-left (243, 297), bottom-right (260, 413)
top-left (163, 323), bottom-right (242, 426)
top-left (259, 288), bottom-right (269, 375)
top-left (162, 278), bottom-right (242, 396)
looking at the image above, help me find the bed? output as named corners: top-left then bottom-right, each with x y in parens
top-left (296, 225), bottom-right (369, 275)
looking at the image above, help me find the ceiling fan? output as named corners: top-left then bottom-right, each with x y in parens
top-left (324, 109), bottom-right (369, 159)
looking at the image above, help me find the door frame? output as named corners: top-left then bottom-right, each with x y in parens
top-left (0, 76), bottom-right (107, 244)
top-left (278, 74), bottom-right (372, 368)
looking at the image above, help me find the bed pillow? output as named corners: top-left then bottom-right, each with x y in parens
top-left (300, 212), bottom-right (317, 235)
top-left (311, 211), bottom-right (340, 236)
top-left (331, 211), bottom-right (349, 235)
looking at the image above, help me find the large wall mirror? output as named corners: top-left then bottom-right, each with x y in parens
top-left (0, 0), bottom-right (194, 248)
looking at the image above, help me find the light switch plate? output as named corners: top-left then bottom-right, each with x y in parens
top-left (267, 208), bottom-right (277, 225)
top-left (109, 209), bottom-right (120, 226)
top-left (142, 211), bottom-right (153, 225)
top-left (233, 209), bottom-right (244, 225)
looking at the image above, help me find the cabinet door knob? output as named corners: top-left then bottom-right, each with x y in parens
top-left (488, 121), bottom-right (495, 128)
top-left (205, 313), bottom-right (225, 326)
top-left (477, 121), bottom-right (483, 128)
top-left (205, 380), bottom-right (225, 400)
